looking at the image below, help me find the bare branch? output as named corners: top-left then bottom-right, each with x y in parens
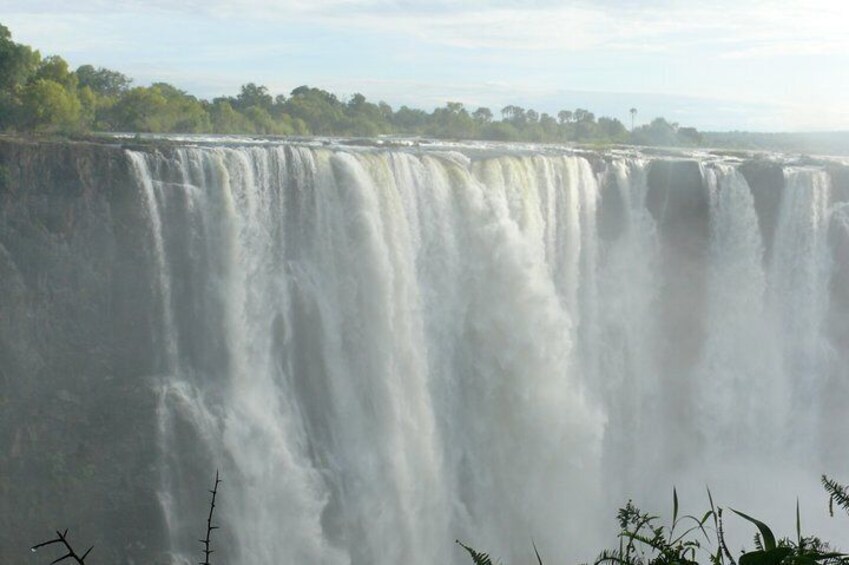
top-left (31, 529), bottom-right (93, 564)
top-left (200, 469), bottom-right (222, 565)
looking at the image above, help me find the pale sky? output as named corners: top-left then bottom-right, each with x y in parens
top-left (3, 0), bottom-right (848, 131)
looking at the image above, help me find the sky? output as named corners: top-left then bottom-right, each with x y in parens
top-left (3, 0), bottom-right (849, 131)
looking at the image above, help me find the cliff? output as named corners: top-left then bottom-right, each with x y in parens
top-left (0, 137), bottom-right (168, 563)
top-left (1, 136), bottom-right (848, 565)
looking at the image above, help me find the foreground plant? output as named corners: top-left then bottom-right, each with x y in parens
top-left (31, 529), bottom-right (93, 564)
top-left (200, 469), bottom-right (222, 565)
top-left (30, 470), bottom-right (222, 563)
top-left (457, 477), bottom-right (849, 565)
top-left (595, 489), bottom-right (712, 565)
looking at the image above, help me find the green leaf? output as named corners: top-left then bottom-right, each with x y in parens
top-left (532, 540), bottom-right (544, 565)
top-left (456, 540), bottom-right (494, 565)
top-left (730, 508), bottom-right (777, 551)
top-left (674, 487), bottom-right (680, 528)
top-left (739, 548), bottom-right (792, 565)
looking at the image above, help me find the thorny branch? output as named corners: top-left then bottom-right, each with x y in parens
top-left (31, 529), bottom-right (93, 564)
top-left (200, 469), bottom-right (221, 565)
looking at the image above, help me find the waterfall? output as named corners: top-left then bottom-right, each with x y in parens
top-left (126, 144), bottom-right (845, 564)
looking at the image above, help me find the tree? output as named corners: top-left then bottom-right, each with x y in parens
top-left (539, 113), bottom-right (559, 138)
top-left (472, 107), bottom-right (493, 124)
top-left (677, 126), bottom-right (702, 145)
top-left (283, 86), bottom-right (345, 134)
top-left (0, 23), bottom-right (40, 92)
top-left (480, 121), bottom-right (519, 141)
top-left (557, 110), bottom-right (573, 124)
top-left (377, 101), bottom-right (393, 120)
top-left (392, 105), bottom-right (428, 132)
top-left (243, 105), bottom-right (283, 134)
top-left (35, 56), bottom-right (78, 90)
top-left (234, 83), bottom-right (273, 111)
top-left (429, 102), bottom-right (475, 138)
top-left (573, 108), bottom-right (595, 123)
top-left (77, 85), bottom-right (97, 128)
top-left (0, 20), bottom-right (712, 143)
top-left (109, 86), bottom-right (168, 131)
top-left (209, 99), bottom-right (254, 133)
top-left (631, 117), bottom-right (679, 146)
top-left (598, 117), bottom-right (627, 140)
top-left (444, 101), bottom-right (467, 115)
top-left (20, 79), bottom-right (82, 130)
top-left (75, 65), bottom-right (131, 97)
top-left (0, 23), bottom-right (41, 128)
top-left (348, 93), bottom-right (367, 110)
top-left (502, 105), bottom-right (526, 126)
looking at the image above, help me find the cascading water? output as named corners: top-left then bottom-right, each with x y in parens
top-left (125, 143), bottom-right (847, 565)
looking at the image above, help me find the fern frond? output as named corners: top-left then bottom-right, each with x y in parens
top-left (822, 475), bottom-right (849, 517)
top-left (753, 533), bottom-right (763, 552)
top-left (456, 540), bottom-right (494, 565)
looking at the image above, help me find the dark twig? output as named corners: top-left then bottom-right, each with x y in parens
top-left (200, 469), bottom-right (221, 565)
top-left (716, 508), bottom-right (736, 565)
top-left (31, 529), bottom-right (93, 564)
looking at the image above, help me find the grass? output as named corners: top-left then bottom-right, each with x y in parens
top-left (458, 476), bottom-right (849, 565)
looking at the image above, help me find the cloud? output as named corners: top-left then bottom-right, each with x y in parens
top-left (3, 0), bottom-right (847, 130)
top-left (6, 0), bottom-right (849, 56)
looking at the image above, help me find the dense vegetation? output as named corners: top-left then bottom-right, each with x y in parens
top-left (0, 23), bottom-right (703, 147)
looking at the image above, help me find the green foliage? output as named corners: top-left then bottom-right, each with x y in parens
top-left (35, 55), bottom-right (78, 90)
top-left (209, 100), bottom-right (254, 133)
top-left (109, 83), bottom-right (211, 132)
top-left (233, 82), bottom-right (273, 111)
top-left (75, 64), bottom-right (131, 97)
top-left (593, 493), bottom-right (708, 565)
top-left (77, 86), bottom-right (99, 128)
top-left (0, 23), bottom-right (40, 92)
top-left (243, 105), bottom-right (287, 135)
top-left (822, 476), bottom-right (849, 518)
top-left (0, 23), bottom-right (41, 128)
top-left (109, 86), bottom-right (168, 131)
top-left (282, 85), bottom-right (349, 134)
top-left (0, 20), bottom-right (706, 144)
top-left (473, 106), bottom-right (494, 124)
top-left (631, 117), bottom-right (703, 147)
top-left (428, 102), bottom-right (476, 139)
top-left (458, 482), bottom-right (849, 565)
top-left (21, 79), bottom-right (82, 131)
top-left (731, 509), bottom-right (778, 551)
top-left (457, 540), bottom-right (495, 565)
top-left (393, 105), bottom-right (429, 131)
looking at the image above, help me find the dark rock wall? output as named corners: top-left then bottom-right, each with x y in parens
top-left (0, 138), bottom-right (168, 564)
top-left (644, 160), bottom-right (710, 467)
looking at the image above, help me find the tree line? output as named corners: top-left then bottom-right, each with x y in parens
top-left (0, 23), bottom-right (703, 147)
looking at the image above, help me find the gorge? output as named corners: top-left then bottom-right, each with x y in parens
top-left (1, 137), bottom-right (848, 564)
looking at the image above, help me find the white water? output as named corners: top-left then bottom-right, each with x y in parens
top-left (128, 144), bottom-right (846, 564)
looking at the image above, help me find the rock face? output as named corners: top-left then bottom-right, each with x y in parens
top-left (0, 138), bottom-right (167, 563)
top-left (2, 137), bottom-right (849, 565)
